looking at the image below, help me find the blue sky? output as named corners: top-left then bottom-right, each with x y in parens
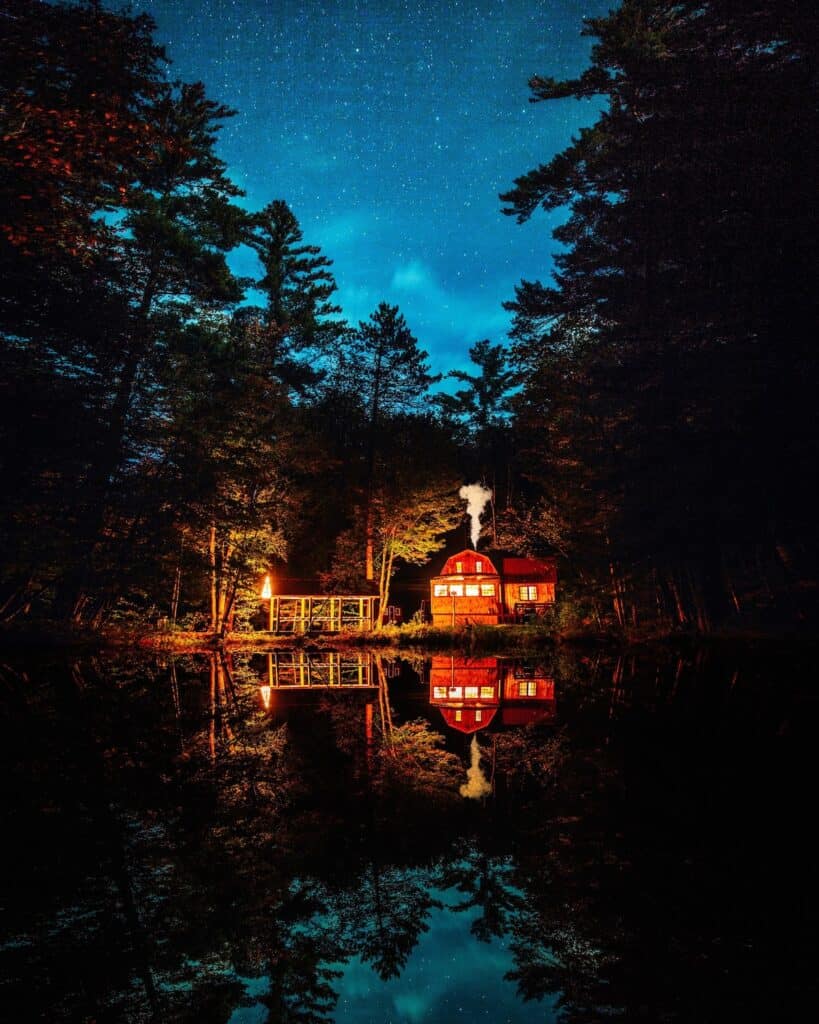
top-left (132, 0), bottom-right (608, 375)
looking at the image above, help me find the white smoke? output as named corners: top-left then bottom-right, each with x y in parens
top-left (460, 735), bottom-right (492, 800)
top-left (459, 483), bottom-right (493, 548)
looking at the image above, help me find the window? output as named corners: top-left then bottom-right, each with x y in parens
top-left (475, 709), bottom-right (483, 722)
top-left (448, 686), bottom-right (462, 698)
top-left (465, 584), bottom-right (480, 596)
top-left (465, 686), bottom-right (478, 699)
top-left (480, 584), bottom-right (495, 597)
top-left (433, 686), bottom-right (447, 699)
top-left (433, 584), bottom-right (448, 597)
top-left (455, 561), bottom-right (463, 573)
top-left (449, 584), bottom-right (463, 596)
top-left (518, 585), bottom-right (538, 601)
top-left (480, 686), bottom-right (495, 698)
top-left (455, 710), bottom-right (462, 722)
top-left (475, 560), bottom-right (483, 573)
top-left (518, 681), bottom-right (537, 697)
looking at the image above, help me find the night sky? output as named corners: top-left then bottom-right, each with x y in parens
top-left (132, 0), bottom-right (608, 375)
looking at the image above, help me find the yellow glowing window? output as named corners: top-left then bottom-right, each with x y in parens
top-left (455, 561), bottom-right (463, 573)
top-left (475, 709), bottom-right (482, 722)
top-left (518, 681), bottom-right (537, 697)
top-left (465, 686), bottom-right (478, 698)
top-left (455, 710), bottom-right (462, 722)
top-left (480, 686), bottom-right (495, 698)
top-left (518, 585), bottom-right (538, 601)
top-left (433, 686), bottom-right (447, 699)
top-left (465, 584), bottom-right (480, 596)
top-left (448, 686), bottom-right (463, 698)
top-left (449, 584), bottom-right (463, 596)
top-left (480, 584), bottom-right (495, 596)
top-left (433, 584), bottom-right (448, 597)
top-left (475, 560), bottom-right (483, 572)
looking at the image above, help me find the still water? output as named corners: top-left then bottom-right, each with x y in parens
top-left (0, 646), bottom-right (815, 1022)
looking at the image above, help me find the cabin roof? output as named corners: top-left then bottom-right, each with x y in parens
top-left (434, 549), bottom-right (499, 578)
top-left (501, 557), bottom-right (557, 582)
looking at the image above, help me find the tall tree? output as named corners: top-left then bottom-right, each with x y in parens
top-left (246, 199), bottom-right (345, 393)
top-left (501, 0), bottom-right (818, 630)
top-left (349, 303), bottom-right (440, 580)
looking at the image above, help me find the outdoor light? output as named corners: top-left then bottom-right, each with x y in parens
top-left (260, 685), bottom-right (272, 710)
top-left (261, 574), bottom-right (274, 630)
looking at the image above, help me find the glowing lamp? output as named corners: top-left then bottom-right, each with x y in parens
top-left (261, 574), bottom-right (272, 600)
top-left (260, 685), bottom-right (272, 710)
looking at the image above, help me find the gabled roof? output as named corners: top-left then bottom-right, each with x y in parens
top-left (434, 549), bottom-right (500, 577)
top-left (501, 557), bottom-right (557, 582)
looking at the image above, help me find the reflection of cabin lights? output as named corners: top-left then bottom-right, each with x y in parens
top-left (260, 685), bottom-right (272, 709)
top-left (261, 574), bottom-right (272, 600)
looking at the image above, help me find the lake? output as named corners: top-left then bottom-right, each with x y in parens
top-left (0, 645), bottom-right (815, 1022)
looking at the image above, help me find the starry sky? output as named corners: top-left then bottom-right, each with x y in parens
top-left (131, 0), bottom-right (608, 376)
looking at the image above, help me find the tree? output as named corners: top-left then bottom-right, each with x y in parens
top-left (349, 303), bottom-right (440, 581)
top-left (501, 0), bottom-right (819, 630)
top-left (245, 199), bottom-right (346, 393)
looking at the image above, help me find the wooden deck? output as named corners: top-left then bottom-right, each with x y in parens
top-left (263, 595), bottom-right (378, 633)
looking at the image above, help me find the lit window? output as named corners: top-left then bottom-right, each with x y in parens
top-left (455, 710), bottom-right (462, 722)
top-left (518, 585), bottom-right (538, 601)
top-left (475, 709), bottom-right (483, 722)
top-left (480, 584), bottom-right (495, 596)
top-left (433, 584), bottom-right (448, 597)
top-left (475, 560), bottom-right (483, 573)
top-left (448, 686), bottom-right (463, 698)
top-left (465, 686), bottom-right (478, 698)
top-left (455, 561), bottom-right (463, 573)
top-left (433, 686), bottom-right (447, 699)
top-left (518, 681), bottom-right (537, 697)
top-left (480, 686), bottom-right (495, 698)
top-left (449, 584), bottom-right (463, 596)
top-left (465, 584), bottom-right (480, 596)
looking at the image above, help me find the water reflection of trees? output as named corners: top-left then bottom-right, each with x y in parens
top-left (0, 648), bottom-right (813, 1022)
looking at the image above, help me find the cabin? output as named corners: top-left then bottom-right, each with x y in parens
top-left (501, 557), bottom-right (557, 622)
top-left (429, 550), bottom-right (502, 626)
top-left (429, 549), bottom-right (556, 626)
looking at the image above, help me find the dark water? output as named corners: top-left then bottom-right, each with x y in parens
top-left (0, 645), bottom-right (816, 1023)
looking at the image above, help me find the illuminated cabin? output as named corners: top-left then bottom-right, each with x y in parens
top-left (429, 550), bottom-right (502, 626)
top-left (429, 549), bottom-right (557, 626)
top-left (501, 557), bottom-right (557, 622)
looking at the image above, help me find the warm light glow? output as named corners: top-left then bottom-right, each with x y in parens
top-left (261, 574), bottom-right (272, 600)
top-left (260, 685), bottom-right (272, 709)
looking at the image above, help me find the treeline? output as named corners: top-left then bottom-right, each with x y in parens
top-left (0, 0), bottom-right (497, 632)
top-left (1, 0), bottom-right (816, 636)
top-left (498, 0), bottom-right (818, 632)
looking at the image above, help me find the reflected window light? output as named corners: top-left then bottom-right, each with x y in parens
top-left (433, 686), bottom-right (447, 699)
top-left (465, 584), bottom-right (480, 596)
top-left (455, 710), bottom-right (462, 722)
top-left (475, 560), bottom-right (483, 573)
top-left (448, 686), bottom-right (463, 698)
top-left (434, 584), bottom-right (448, 596)
top-left (518, 681), bottom-right (537, 697)
top-left (449, 584), bottom-right (464, 596)
top-left (465, 686), bottom-right (478, 698)
top-left (475, 709), bottom-right (482, 722)
top-left (480, 686), bottom-right (495, 698)
top-left (480, 584), bottom-right (495, 596)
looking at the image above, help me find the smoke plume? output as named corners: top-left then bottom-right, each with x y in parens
top-left (459, 483), bottom-right (492, 548)
top-left (460, 735), bottom-right (492, 800)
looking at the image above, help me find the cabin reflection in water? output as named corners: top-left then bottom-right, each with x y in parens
top-left (429, 656), bottom-right (555, 733)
